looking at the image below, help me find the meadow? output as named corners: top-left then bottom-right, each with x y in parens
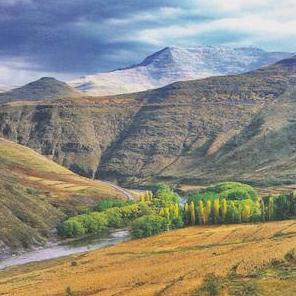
top-left (0, 220), bottom-right (295, 296)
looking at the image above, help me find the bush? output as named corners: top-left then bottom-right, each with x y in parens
top-left (131, 215), bottom-right (168, 238)
top-left (196, 273), bottom-right (223, 296)
top-left (94, 199), bottom-right (133, 212)
top-left (59, 219), bottom-right (85, 237)
top-left (285, 248), bottom-right (296, 262)
top-left (104, 208), bottom-right (125, 227)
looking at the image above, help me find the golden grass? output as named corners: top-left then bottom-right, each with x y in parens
top-left (0, 220), bottom-right (295, 296)
top-left (0, 138), bottom-right (132, 201)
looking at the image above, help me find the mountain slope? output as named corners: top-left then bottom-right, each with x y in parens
top-left (0, 84), bottom-right (13, 93)
top-left (69, 46), bottom-right (292, 96)
top-left (0, 138), bottom-right (132, 255)
top-left (0, 56), bottom-right (296, 188)
top-left (0, 77), bottom-right (80, 103)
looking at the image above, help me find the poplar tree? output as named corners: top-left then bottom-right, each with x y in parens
top-left (242, 202), bottom-right (251, 222)
top-left (190, 201), bottom-right (196, 225)
top-left (198, 200), bottom-right (205, 225)
top-left (205, 200), bottom-right (211, 224)
top-left (184, 203), bottom-right (190, 225)
top-left (227, 201), bottom-right (235, 223)
top-left (213, 198), bottom-right (220, 224)
top-left (221, 198), bottom-right (227, 223)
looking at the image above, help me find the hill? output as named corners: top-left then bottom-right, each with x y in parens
top-left (0, 77), bottom-right (80, 103)
top-left (0, 56), bottom-right (296, 188)
top-left (69, 46), bottom-right (292, 96)
top-left (0, 220), bottom-right (295, 295)
top-left (0, 138), bottom-right (132, 255)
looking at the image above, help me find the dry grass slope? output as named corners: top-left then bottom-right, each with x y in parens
top-left (0, 220), bottom-right (295, 296)
top-left (0, 138), bottom-right (132, 253)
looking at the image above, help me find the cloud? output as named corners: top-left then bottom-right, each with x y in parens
top-left (0, 0), bottom-right (295, 86)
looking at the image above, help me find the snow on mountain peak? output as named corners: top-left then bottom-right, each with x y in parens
top-left (68, 46), bottom-right (293, 96)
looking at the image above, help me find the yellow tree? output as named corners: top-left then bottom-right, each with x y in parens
top-left (173, 203), bottom-right (179, 218)
top-left (242, 202), bottom-right (251, 222)
top-left (184, 203), bottom-right (190, 225)
top-left (205, 200), bottom-right (211, 224)
top-left (198, 200), bottom-right (205, 225)
top-left (190, 201), bottom-right (196, 225)
top-left (221, 199), bottom-right (227, 223)
top-left (213, 198), bottom-right (220, 224)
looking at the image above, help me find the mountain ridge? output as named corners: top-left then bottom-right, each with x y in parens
top-left (69, 46), bottom-right (293, 96)
top-left (1, 55), bottom-right (296, 188)
top-left (0, 77), bottom-right (80, 103)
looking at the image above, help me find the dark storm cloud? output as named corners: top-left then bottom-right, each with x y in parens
top-left (0, 0), bottom-right (295, 85)
top-left (0, 0), bottom-right (177, 74)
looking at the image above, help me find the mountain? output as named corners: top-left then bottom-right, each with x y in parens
top-left (0, 137), bottom-right (132, 255)
top-left (69, 46), bottom-right (293, 96)
top-left (0, 84), bottom-right (13, 93)
top-left (0, 56), bottom-right (296, 188)
top-left (0, 77), bottom-right (80, 103)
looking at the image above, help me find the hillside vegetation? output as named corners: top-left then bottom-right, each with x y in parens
top-left (0, 56), bottom-right (296, 188)
top-left (0, 220), bottom-right (295, 295)
top-left (0, 138), bottom-right (132, 255)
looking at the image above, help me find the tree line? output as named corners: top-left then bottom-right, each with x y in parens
top-left (59, 182), bottom-right (296, 239)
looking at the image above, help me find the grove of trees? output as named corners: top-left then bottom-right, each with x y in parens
top-left (59, 182), bottom-right (296, 239)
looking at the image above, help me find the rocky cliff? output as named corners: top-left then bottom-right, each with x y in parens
top-left (0, 56), bottom-right (296, 187)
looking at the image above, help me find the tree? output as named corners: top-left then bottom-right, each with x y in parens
top-left (198, 200), bottom-right (205, 225)
top-left (213, 198), bottom-right (220, 224)
top-left (226, 201), bottom-right (236, 223)
top-left (184, 203), bottom-right (190, 225)
top-left (221, 199), bottom-right (227, 223)
top-left (131, 215), bottom-right (167, 238)
top-left (190, 201), bottom-right (196, 225)
top-left (242, 201), bottom-right (251, 222)
top-left (205, 199), bottom-right (212, 224)
top-left (154, 183), bottom-right (180, 207)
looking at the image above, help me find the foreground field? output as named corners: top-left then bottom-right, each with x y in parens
top-left (0, 220), bottom-right (295, 296)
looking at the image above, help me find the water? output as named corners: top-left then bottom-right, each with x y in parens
top-left (0, 229), bottom-right (130, 270)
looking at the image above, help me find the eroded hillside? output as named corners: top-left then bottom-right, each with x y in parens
top-left (0, 57), bottom-right (296, 187)
top-left (0, 138), bottom-right (132, 255)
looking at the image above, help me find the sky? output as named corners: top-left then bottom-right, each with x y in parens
top-left (0, 0), bottom-right (296, 86)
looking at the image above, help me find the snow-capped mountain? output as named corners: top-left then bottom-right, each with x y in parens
top-left (69, 46), bottom-right (293, 96)
top-left (0, 84), bottom-right (13, 93)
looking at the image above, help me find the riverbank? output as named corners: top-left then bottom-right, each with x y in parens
top-left (0, 229), bottom-right (130, 270)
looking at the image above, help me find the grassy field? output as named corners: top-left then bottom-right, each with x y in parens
top-left (0, 138), bottom-right (133, 253)
top-left (0, 220), bottom-right (295, 296)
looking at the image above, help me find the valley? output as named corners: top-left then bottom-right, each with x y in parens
top-left (1, 2), bottom-right (296, 296)
top-left (0, 138), bottom-right (133, 256)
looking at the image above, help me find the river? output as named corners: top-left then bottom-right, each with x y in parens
top-left (0, 229), bottom-right (130, 270)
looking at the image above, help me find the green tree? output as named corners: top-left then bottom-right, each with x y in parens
top-left (131, 215), bottom-right (167, 238)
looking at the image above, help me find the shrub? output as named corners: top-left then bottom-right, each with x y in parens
top-left (104, 208), bottom-right (124, 227)
top-left (94, 199), bottom-right (133, 212)
top-left (131, 215), bottom-right (168, 238)
top-left (285, 248), bottom-right (296, 262)
top-left (59, 219), bottom-right (85, 237)
top-left (196, 273), bottom-right (223, 296)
